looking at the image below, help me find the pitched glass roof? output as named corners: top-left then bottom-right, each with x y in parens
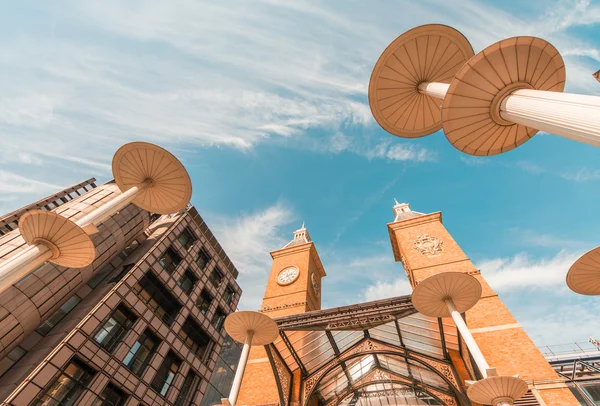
top-left (271, 295), bottom-right (461, 402)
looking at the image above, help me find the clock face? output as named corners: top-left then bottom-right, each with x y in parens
top-left (277, 267), bottom-right (299, 285)
top-left (311, 273), bottom-right (319, 296)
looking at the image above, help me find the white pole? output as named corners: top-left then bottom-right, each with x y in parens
top-left (500, 89), bottom-right (600, 147)
top-left (444, 298), bottom-right (491, 378)
top-left (417, 82), bottom-right (600, 148)
top-left (228, 330), bottom-right (254, 406)
top-left (418, 82), bottom-right (450, 100)
top-left (0, 245), bottom-right (52, 292)
top-left (75, 182), bottom-right (148, 230)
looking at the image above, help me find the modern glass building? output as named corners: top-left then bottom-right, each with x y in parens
top-left (0, 179), bottom-right (242, 405)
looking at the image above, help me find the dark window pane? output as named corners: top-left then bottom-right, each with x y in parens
top-left (33, 358), bottom-right (95, 406)
top-left (196, 289), bottom-right (213, 315)
top-left (177, 228), bottom-right (197, 250)
top-left (224, 286), bottom-right (236, 305)
top-left (208, 268), bottom-right (223, 288)
top-left (211, 308), bottom-right (227, 331)
top-left (94, 305), bottom-right (137, 353)
top-left (177, 269), bottom-right (198, 295)
top-left (133, 272), bottom-right (182, 325)
top-left (36, 296), bottom-right (82, 336)
top-left (124, 329), bottom-right (160, 377)
top-left (98, 383), bottom-right (128, 406)
top-left (174, 371), bottom-right (201, 406)
top-left (158, 247), bottom-right (182, 274)
top-left (196, 248), bottom-right (210, 270)
top-left (178, 317), bottom-right (212, 359)
top-left (150, 351), bottom-right (181, 397)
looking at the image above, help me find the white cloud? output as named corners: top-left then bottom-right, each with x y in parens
top-left (561, 167), bottom-right (600, 182)
top-left (506, 228), bottom-right (585, 250)
top-left (362, 277), bottom-right (412, 302)
top-left (0, 171), bottom-right (64, 194)
top-left (208, 201), bottom-right (295, 310)
top-left (477, 251), bottom-right (583, 291)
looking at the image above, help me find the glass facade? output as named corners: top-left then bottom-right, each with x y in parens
top-left (123, 329), bottom-right (160, 377)
top-left (151, 351), bottom-right (181, 397)
top-left (94, 305), bottom-right (137, 353)
top-left (159, 247), bottom-right (182, 274)
top-left (201, 335), bottom-right (242, 406)
top-left (33, 358), bottom-right (95, 406)
top-left (177, 227), bottom-right (198, 250)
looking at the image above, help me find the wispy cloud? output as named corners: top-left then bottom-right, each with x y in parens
top-left (561, 167), bottom-right (600, 182)
top-left (0, 171), bottom-right (64, 194)
top-left (477, 250), bottom-right (582, 291)
top-left (362, 276), bottom-right (412, 302)
top-left (506, 228), bottom-right (586, 250)
top-left (208, 201), bottom-right (295, 309)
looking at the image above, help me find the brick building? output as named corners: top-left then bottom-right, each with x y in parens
top-left (235, 201), bottom-right (582, 406)
top-left (0, 179), bottom-right (242, 405)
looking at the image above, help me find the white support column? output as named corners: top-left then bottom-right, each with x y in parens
top-left (417, 82), bottom-right (600, 148)
top-left (0, 245), bottom-right (52, 291)
top-left (75, 182), bottom-right (149, 233)
top-left (444, 298), bottom-right (492, 378)
top-left (418, 82), bottom-right (450, 100)
top-left (500, 89), bottom-right (600, 147)
top-left (228, 330), bottom-right (254, 406)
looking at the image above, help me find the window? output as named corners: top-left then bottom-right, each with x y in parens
top-left (151, 351), bottom-right (181, 397)
top-left (46, 201), bottom-right (57, 210)
top-left (177, 269), bottom-right (198, 295)
top-left (175, 371), bottom-right (201, 406)
top-left (177, 228), bottom-right (197, 250)
top-left (88, 263), bottom-right (116, 289)
top-left (97, 383), bottom-right (128, 406)
top-left (196, 289), bottom-right (213, 315)
top-left (224, 286), bottom-right (236, 305)
top-left (94, 305), bottom-right (137, 353)
top-left (33, 358), bottom-right (95, 406)
top-left (0, 346), bottom-right (26, 378)
top-left (211, 308), bottom-right (227, 331)
top-left (119, 240), bottom-right (140, 260)
top-left (158, 247), bottom-right (182, 274)
top-left (178, 317), bottom-right (213, 358)
top-left (123, 329), bottom-right (160, 377)
top-left (208, 268), bottom-right (224, 288)
top-left (36, 295), bottom-right (82, 336)
top-left (196, 248), bottom-right (210, 270)
top-left (133, 272), bottom-right (182, 325)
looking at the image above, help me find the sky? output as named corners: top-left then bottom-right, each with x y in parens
top-left (1, 0), bottom-right (599, 348)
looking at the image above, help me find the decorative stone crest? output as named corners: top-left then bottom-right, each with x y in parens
top-left (413, 234), bottom-right (443, 257)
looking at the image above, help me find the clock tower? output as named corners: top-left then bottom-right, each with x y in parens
top-left (237, 224), bottom-right (326, 406)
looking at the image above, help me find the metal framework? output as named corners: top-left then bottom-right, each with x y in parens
top-left (265, 295), bottom-right (468, 406)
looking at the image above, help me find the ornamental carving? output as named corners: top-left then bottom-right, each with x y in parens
top-left (261, 301), bottom-right (307, 312)
top-left (273, 356), bottom-right (291, 406)
top-left (413, 234), bottom-right (443, 257)
top-left (326, 314), bottom-right (393, 330)
top-left (412, 354), bottom-right (459, 389)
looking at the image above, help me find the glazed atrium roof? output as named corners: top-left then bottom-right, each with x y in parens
top-left (267, 295), bottom-right (467, 406)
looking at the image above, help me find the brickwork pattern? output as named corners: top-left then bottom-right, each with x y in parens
top-left (387, 212), bottom-right (580, 405)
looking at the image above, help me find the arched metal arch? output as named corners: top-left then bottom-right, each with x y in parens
top-left (301, 347), bottom-right (468, 406)
top-left (333, 379), bottom-right (449, 406)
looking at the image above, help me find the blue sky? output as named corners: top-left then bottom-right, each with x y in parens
top-left (1, 0), bottom-right (599, 347)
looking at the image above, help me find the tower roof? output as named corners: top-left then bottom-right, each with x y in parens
top-left (392, 199), bottom-right (424, 222)
top-left (282, 222), bottom-right (311, 249)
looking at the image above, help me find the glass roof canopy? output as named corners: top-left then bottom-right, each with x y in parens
top-left (270, 295), bottom-right (461, 405)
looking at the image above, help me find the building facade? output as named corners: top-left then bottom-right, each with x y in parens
top-left (0, 179), bottom-right (242, 406)
top-left (235, 202), bottom-right (581, 406)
